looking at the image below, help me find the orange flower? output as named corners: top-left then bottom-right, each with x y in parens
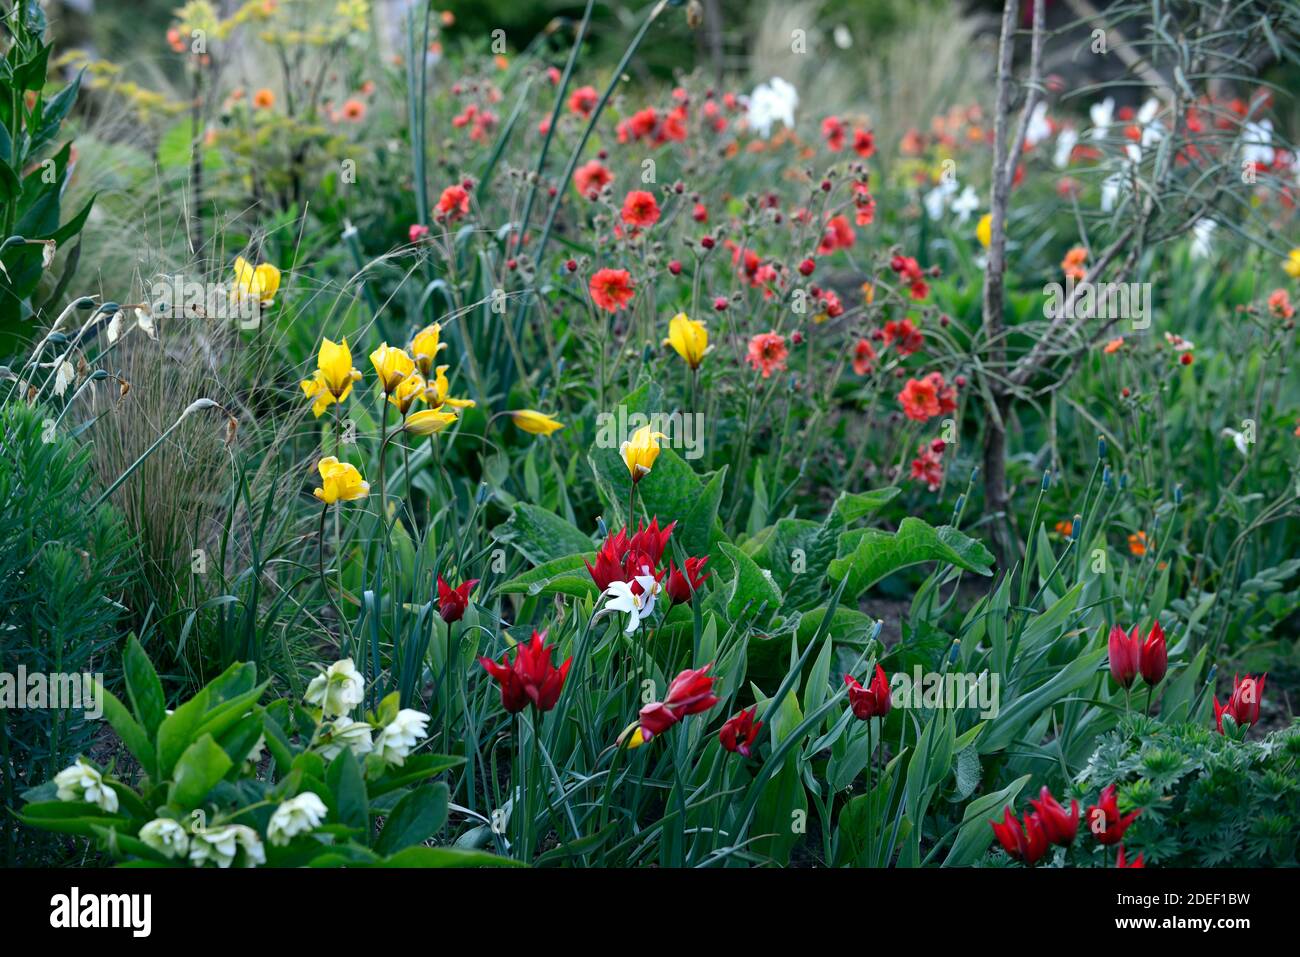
top-left (340, 98), bottom-right (366, 122)
top-left (573, 160), bottom-right (612, 198)
top-left (1062, 246), bottom-right (1087, 281)
top-left (1127, 531), bottom-right (1148, 556)
top-left (253, 88), bottom-right (275, 109)
top-left (1053, 520), bottom-right (1073, 537)
top-left (436, 184), bottom-right (470, 221)
top-left (852, 338), bottom-right (877, 376)
top-left (1103, 337), bottom-right (1125, 354)
top-left (745, 332), bottom-right (788, 379)
top-left (589, 268), bottom-right (635, 312)
top-left (898, 376), bottom-right (941, 421)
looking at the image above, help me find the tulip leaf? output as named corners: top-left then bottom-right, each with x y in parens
top-left (941, 773), bottom-right (1032, 867)
top-left (497, 553), bottom-right (599, 599)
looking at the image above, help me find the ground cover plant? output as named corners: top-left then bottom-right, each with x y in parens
top-left (2, 0), bottom-right (1298, 876)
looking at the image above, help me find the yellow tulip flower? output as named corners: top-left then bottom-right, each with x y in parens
top-left (1285, 248), bottom-right (1300, 279)
top-left (410, 323), bottom-right (447, 375)
top-left (300, 337), bottom-right (361, 417)
top-left (976, 213), bottom-right (992, 249)
top-left (233, 256), bottom-right (281, 305)
top-left (313, 456), bottom-right (369, 505)
top-left (621, 424), bottom-right (667, 482)
top-left (663, 313), bottom-right (710, 369)
top-left (510, 410), bottom-right (564, 435)
top-left (404, 408), bottom-right (460, 436)
top-left (370, 343), bottom-right (416, 394)
top-left (389, 371), bottom-right (426, 415)
top-left (422, 364), bottom-right (476, 409)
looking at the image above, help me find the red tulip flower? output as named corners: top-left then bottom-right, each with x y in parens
top-left (1138, 621), bottom-right (1167, 686)
top-left (1213, 673), bottom-right (1266, 733)
top-left (990, 806), bottom-right (1049, 865)
top-left (1108, 624), bottom-right (1141, 689)
top-left (1028, 786), bottom-right (1080, 846)
top-left (719, 706), bottom-right (763, 757)
top-left (631, 664), bottom-right (719, 746)
top-left (437, 576), bottom-right (479, 623)
top-left (479, 630), bottom-right (572, 714)
top-left (1087, 784), bottom-right (1140, 845)
top-left (1115, 845), bottom-right (1145, 868)
top-left (845, 665), bottom-right (891, 720)
top-left (666, 556), bottom-right (710, 604)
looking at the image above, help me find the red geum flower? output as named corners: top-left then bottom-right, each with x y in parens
top-left (746, 332), bottom-right (788, 379)
top-left (882, 318), bottom-right (923, 356)
top-left (898, 376), bottom-right (941, 421)
top-left (568, 84), bottom-right (598, 118)
top-left (1087, 784), bottom-right (1140, 845)
top-left (719, 706), bottom-right (763, 757)
top-left (821, 115), bottom-right (847, 151)
top-left (1028, 786), bottom-right (1080, 846)
top-left (589, 268), bottom-right (635, 311)
top-left (621, 190), bottom-right (661, 228)
top-left (479, 630), bottom-right (572, 714)
top-left (852, 338), bottom-right (877, 376)
top-left (408, 223), bottom-right (429, 243)
top-left (436, 184), bottom-right (471, 221)
top-left (1213, 673), bottom-right (1267, 733)
top-left (1139, 621), bottom-right (1167, 686)
top-left (666, 556), bottom-right (710, 604)
top-left (436, 576), bottom-right (479, 623)
top-left (1115, 845), bottom-right (1145, 868)
top-left (573, 159), bottom-right (612, 198)
top-left (990, 807), bottom-right (1050, 865)
top-left (1108, 624), bottom-right (1141, 689)
top-left (844, 665), bottom-right (891, 720)
top-left (852, 127), bottom-right (875, 158)
top-left (635, 664), bottom-right (719, 744)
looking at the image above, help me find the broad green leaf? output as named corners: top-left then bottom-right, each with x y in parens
top-left (829, 517), bottom-right (994, 598)
top-left (168, 734), bottom-right (234, 810)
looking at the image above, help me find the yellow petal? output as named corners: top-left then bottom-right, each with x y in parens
top-left (510, 410), bottom-right (564, 435)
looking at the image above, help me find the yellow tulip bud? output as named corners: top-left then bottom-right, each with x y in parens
top-left (404, 408), bottom-right (459, 436)
top-left (621, 425), bottom-right (667, 482)
top-left (510, 410), bottom-right (564, 435)
top-left (410, 323), bottom-right (447, 375)
top-left (664, 313), bottom-right (710, 369)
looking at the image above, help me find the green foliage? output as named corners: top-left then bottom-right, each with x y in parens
top-left (1080, 719), bottom-right (1300, 867)
top-left (0, 399), bottom-right (130, 865)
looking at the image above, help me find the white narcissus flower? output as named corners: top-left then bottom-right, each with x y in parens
top-left (949, 185), bottom-right (980, 224)
top-left (304, 658), bottom-right (365, 718)
top-left (188, 824), bottom-right (265, 868)
top-left (746, 78), bottom-right (797, 139)
top-left (922, 178), bottom-right (958, 220)
top-left (317, 716), bottom-right (374, 761)
top-left (602, 568), bottom-right (661, 635)
top-left (373, 709), bottom-right (430, 766)
top-left (53, 758), bottom-right (118, 813)
top-left (1053, 127), bottom-right (1078, 169)
top-left (267, 792), bottom-right (328, 846)
top-left (139, 818), bottom-right (189, 859)
top-left (1025, 101), bottom-right (1051, 147)
top-left (1089, 97), bottom-right (1114, 141)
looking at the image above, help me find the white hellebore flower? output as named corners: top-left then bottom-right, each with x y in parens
top-left (54, 758), bottom-right (118, 813)
top-left (602, 568), bottom-right (661, 635)
top-left (1089, 97), bottom-right (1114, 141)
top-left (267, 792), bottom-right (328, 846)
top-left (139, 818), bottom-right (190, 859)
top-left (374, 709), bottom-right (430, 766)
top-left (746, 77), bottom-right (798, 139)
top-left (304, 658), bottom-right (365, 718)
top-left (318, 716), bottom-right (374, 761)
top-left (188, 823), bottom-right (266, 868)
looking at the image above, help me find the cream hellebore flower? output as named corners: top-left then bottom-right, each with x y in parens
top-left (267, 792), bottom-right (329, 846)
top-left (139, 818), bottom-right (190, 859)
top-left (317, 716), bottom-right (374, 761)
top-left (188, 823), bottom-right (266, 868)
top-left (373, 709), bottom-right (431, 766)
top-left (602, 569), bottom-right (661, 635)
top-left (622, 424), bottom-right (667, 482)
top-left (510, 409), bottom-right (564, 435)
top-left (664, 313), bottom-right (710, 369)
top-left (54, 758), bottom-right (118, 813)
top-left (304, 658), bottom-right (365, 718)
